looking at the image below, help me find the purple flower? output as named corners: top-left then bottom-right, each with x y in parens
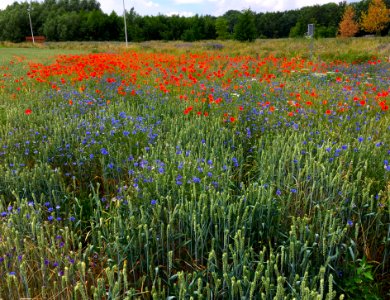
top-left (347, 220), bottom-right (353, 227)
top-left (232, 157), bottom-right (239, 167)
top-left (100, 148), bottom-right (109, 155)
top-left (150, 199), bottom-right (157, 205)
top-left (176, 174), bottom-right (183, 185)
top-left (192, 177), bottom-right (201, 183)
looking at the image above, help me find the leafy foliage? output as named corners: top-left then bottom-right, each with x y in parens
top-left (360, 0), bottom-right (390, 34)
top-left (338, 5), bottom-right (359, 37)
top-left (234, 9), bottom-right (256, 42)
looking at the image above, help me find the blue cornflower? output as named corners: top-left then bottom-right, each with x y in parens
top-left (192, 177), bottom-right (201, 183)
top-left (290, 188), bottom-right (297, 193)
top-left (101, 148), bottom-right (109, 155)
top-left (176, 174), bottom-right (183, 185)
top-left (232, 157), bottom-right (238, 167)
top-left (150, 199), bottom-right (157, 205)
top-left (347, 220), bottom-right (353, 227)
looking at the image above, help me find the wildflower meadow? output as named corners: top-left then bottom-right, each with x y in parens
top-left (0, 40), bottom-right (389, 299)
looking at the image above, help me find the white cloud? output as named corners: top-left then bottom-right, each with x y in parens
top-left (166, 11), bottom-right (195, 16)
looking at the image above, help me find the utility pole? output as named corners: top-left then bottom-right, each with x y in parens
top-left (123, 0), bottom-right (128, 47)
top-left (27, 1), bottom-right (35, 44)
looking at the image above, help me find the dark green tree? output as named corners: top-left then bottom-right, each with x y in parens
top-left (223, 10), bottom-right (241, 35)
top-left (215, 17), bottom-right (230, 39)
top-left (234, 9), bottom-right (256, 42)
top-left (0, 2), bottom-right (30, 42)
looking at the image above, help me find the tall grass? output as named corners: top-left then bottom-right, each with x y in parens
top-left (0, 39), bottom-right (389, 298)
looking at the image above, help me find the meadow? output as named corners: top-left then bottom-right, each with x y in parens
top-left (0, 38), bottom-right (389, 299)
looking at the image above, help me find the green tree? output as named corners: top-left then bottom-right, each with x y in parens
top-left (42, 12), bottom-right (60, 40)
top-left (223, 10), bottom-right (241, 35)
top-left (215, 17), bottom-right (230, 39)
top-left (234, 9), bottom-right (256, 42)
top-left (0, 2), bottom-right (30, 42)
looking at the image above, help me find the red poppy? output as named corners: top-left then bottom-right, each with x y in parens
top-left (25, 109), bottom-right (32, 115)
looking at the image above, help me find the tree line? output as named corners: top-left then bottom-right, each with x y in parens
top-left (0, 0), bottom-right (389, 43)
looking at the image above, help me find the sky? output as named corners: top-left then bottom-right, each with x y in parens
top-left (0, 0), bottom-right (356, 17)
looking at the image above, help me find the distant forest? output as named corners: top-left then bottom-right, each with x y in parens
top-left (0, 0), bottom-right (389, 42)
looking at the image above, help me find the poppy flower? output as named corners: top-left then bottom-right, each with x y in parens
top-left (25, 109), bottom-right (32, 115)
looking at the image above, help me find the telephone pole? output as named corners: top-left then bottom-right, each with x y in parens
top-left (27, 1), bottom-right (35, 44)
top-left (123, 0), bottom-right (128, 47)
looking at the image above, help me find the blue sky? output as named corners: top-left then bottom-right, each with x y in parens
top-left (1, 0), bottom-right (357, 16)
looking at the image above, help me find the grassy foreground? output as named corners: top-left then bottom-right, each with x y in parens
top-left (0, 39), bottom-right (389, 299)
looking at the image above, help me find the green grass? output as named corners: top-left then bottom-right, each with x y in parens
top-left (0, 39), bottom-right (389, 299)
top-left (0, 47), bottom-right (89, 63)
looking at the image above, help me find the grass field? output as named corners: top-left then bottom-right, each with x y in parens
top-left (0, 39), bottom-right (389, 299)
